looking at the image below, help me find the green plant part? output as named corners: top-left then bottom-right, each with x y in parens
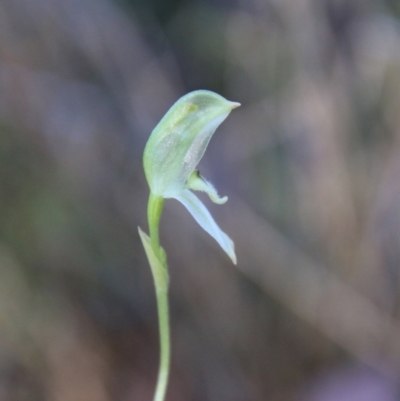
top-left (139, 90), bottom-right (239, 401)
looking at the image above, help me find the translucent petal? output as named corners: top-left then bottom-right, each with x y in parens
top-left (144, 90), bottom-right (240, 197)
top-left (173, 190), bottom-right (236, 264)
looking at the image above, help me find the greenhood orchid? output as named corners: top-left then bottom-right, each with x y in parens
top-left (139, 90), bottom-right (239, 401)
top-left (143, 90), bottom-right (239, 264)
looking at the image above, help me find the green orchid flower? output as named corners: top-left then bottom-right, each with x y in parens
top-left (143, 89), bottom-right (239, 264)
top-left (139, 90), bottom-right (239, 401)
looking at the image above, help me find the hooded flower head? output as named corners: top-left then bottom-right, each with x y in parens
top-left (143, 90), bottom-right (239, 264)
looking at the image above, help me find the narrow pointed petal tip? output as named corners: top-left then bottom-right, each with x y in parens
top-left (229, 101), bottom-right (241, 109)
top-left (227, 242), bottom-right (237, 265)
top-left (231, 252), bottom-right (237, 265)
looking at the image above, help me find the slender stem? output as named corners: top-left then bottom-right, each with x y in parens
top-left (153, 286), bottom-right (170, 401)
top-left (147, 193), bottom-right (170, 401)
top-left (148, 193), bottom-right (164, 256)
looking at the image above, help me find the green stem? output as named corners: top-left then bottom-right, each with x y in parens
top-left (148, 193), bottom-right (164, 257)
top-left (153, 285), bottom-right (170, 401)
top-left (147, 194), bottom-right (170, 401)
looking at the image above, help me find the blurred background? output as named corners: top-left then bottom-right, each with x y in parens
top-left (1, 0), bottom-right (400, 400)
